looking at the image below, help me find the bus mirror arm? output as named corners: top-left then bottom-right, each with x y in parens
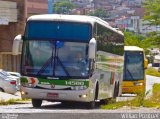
top-left (22, 35), bottom-right (25, 40)
top-left (89, 69), bottom-right (94, 77)
top-left (12, 34), bottom-right (23, 55)
top-left (89, 71), bottom-right (93, 77)
top-left (89, 38), bottom-right (96, 59)
top-left (89, 59), bottom-right (95, 77)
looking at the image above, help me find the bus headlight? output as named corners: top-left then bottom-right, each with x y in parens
top-left (21, 91), bottom-right (28, 95)
top-left (79, 94), bottom-right (87, 98)
top-left (134, 82), bottom-right (143, 86)
top-left (21, 91), bottom-right (25, 95)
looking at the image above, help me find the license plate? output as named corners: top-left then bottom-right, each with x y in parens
top-left (47, 93), bottom-right (58, 98)
top-left (123, 88), bottom-right (129, 91)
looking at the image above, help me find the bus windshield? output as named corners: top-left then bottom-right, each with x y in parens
top-left (124, 51), bottom-right (144, 80)
top-left (21, 41), bottom-right (89, 78)
top-left (25, 21), bottom-right (91, 41)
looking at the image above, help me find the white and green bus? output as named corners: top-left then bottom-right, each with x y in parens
top-left (12, 14), bottom-right (124, 108)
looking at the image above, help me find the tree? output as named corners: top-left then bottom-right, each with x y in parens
top-left (143, 0), bottom-right (160, 47)
top-left (88, 8), bottom-right (109, 18)
top-left (124, 31), bottom-right (151, 52)
top-left (53, 0), bottom-right (74, 14)
top-left (143, 0), bottom-right (160, 25)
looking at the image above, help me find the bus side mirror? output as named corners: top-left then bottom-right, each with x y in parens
top-left (144, 58), bottom-right (148, 69)
top-left (12, 34), bottom-right (23, 55)
top-left (89, 38), bottom-right (96, 59)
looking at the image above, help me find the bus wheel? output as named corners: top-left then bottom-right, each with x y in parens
top-left (113, 83), bottom-right (119, 98)
top-left (32, 99), bottom-right (42, 108)
top-left (86, 101), bottom-right (95, 109)
top-left (0, 88), bottom-right (4, 92)
top-left (100, 98), bottom-right (111, 105)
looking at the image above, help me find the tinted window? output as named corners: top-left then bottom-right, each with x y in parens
top-left (124, 51), bottom-right (144, 80)
top-left (25, 21), bottom-right (91, 41)
top-left (95, 23), bottom-right (124, 55)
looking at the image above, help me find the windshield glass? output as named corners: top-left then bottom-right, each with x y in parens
top-left (123, 51), bottom-right (144, 80)
top-left (22, 40), bottom-right (89, 78)
top-left (25, 21), bottom-right (91, 41)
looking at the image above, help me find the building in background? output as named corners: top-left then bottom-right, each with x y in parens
top-left (0, 0), bottom-right (48, 72)
top-left (24, 0), bottom-right (48, 18)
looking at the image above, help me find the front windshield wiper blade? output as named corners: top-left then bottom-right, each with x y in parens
top-left (55, 56), bottom-right (70, 77)
top-left (36, 41), bottom-right (70, 77)
top-left (37, 55), bottom-right (53, 75)
top-left (37, 41), bottom-right (54, 75)
top-left (126, 69), bottom-right (135, 80)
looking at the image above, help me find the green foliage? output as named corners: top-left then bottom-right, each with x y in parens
top-left (124, 31), bottom-right (151, 51)
top-left (101, 84), bottom-right (160, 110)
top-left (143, 0), bottom-right (160, 25)
top-left (143, 84), bottom-right (160, 108)
top-left (151, 83), bottom-right (160, 102)
top-left (146, 67), bottom-right (160, 77)
top-left (53, 0), bottom-right (74, 14)
top-left (0, 98), bottom-right (30, 105)
top-left (101, 99), bottom-right (127, 110)
top-left (101, 101), bottom-right (126, 110)
top-left (145, 31), bottom-right (160, 47)
top-left (88, 8), bottom-right (109, 18)
top-left (143, 0), bottom-right (160, 47)
top-left (101, 89), bottom-right (160, 110)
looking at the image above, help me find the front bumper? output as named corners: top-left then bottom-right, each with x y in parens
top-left (122, 86), bottom-right (145, 94)
top-left (20, 86), bottom-right (93, 102)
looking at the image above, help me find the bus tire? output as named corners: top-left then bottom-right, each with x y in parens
top-left (113, 83), bottom-right (119, 98)
top-left (100, 98), bottom-right (110, 105)
top-left (87, 83), bottom-right (98, 109)
top-left (0, 88), bottom-right (4, 92)
top-left (32, 99), bottom-right (42, 108)
top-left (115, 82), bottom-right (120, 97)
top-left (86, 101), bottom-right (95, 109)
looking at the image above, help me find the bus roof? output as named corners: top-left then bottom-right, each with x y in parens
top-left (124, 46), bottom-right (144, 51)
top-left (27, 14), bottom-right (123, 36)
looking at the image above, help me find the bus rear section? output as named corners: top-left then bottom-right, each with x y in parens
top-left (122, 46), bottom-right (148, 95)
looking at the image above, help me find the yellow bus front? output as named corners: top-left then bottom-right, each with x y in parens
top-left (122, 79), bottom-right (145, 94)
top-left (122, 46), bottom-right (147, 95)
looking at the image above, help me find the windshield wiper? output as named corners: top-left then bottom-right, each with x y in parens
top-left (37, 41), bottom-right (54, 75)
top-left (55, 56), bottom-right (70, 77)
top-left (37, 55), bottom-right (53, 75)
top-left (37, 41), bottom-right (70, 77)
top-left (126, 69), bottom-right (135, 80)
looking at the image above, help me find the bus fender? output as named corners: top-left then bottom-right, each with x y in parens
top-left (93, 81), bottom-right (99, 101)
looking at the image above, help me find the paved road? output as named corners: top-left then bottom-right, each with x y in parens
top-left (0, 101), bottom-right (160, 119)
top-left (146, 75), bottom-right (160, 95)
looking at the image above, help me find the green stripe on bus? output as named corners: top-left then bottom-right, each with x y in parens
top-left (21, 77), bottom-right (28, 83)
top-left (20, 77), bottom-right (89, 86)
top-left (38, 78), bottom-right (89, 86)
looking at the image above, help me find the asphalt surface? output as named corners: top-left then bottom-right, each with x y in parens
top-left (0, 101), bottom-right (160, 119)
